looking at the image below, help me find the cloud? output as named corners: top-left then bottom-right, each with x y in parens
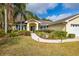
top-left (46, 13), bottom-right (72, 21)
top-left (26, 3), bottom-right (79, 21)
top-left (26, 3), bottom-right (79, 15)
top-left (63, 3), bottom-right (79, 9)
top-left (26, 3), bottom-right (58, 14)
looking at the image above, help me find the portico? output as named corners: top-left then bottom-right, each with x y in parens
top-left (26, 22), bottom-right (39, 31)
top-left (15, 19), bottom-right (52, 31)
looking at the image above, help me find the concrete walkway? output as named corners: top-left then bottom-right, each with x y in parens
top-left (31, 33), bottom-right (79, 43)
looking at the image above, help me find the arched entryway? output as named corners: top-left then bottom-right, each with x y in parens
top-left (29, 23), bottom-right (36, 31)
top-left (27, 22), bottom-right (39, 31)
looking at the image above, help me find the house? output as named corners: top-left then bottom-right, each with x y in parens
top-left (14, 19), bottom-right (52, 31)
top-left (13, 14), bottom-right (79, 37)
top-left (48, 14), bottom-right (79, 37)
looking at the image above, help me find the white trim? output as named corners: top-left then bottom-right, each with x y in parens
top-left (27, 22), bottom-right (39, 31)
top-left (25, 20), bottom-right (41, 23)
top-left (65, 14), bottom-right (79, 22)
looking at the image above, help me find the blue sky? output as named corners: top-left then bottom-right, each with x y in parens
top-left (27, 3), bottom-right (79, 21)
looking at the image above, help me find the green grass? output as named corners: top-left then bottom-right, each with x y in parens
top-left (0, 36), bottom-right (79, 56)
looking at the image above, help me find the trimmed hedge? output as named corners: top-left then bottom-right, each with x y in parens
top-left (68, 34), bottom-right (75, 38)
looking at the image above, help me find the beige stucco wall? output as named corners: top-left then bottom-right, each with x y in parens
top-left (48, 16), bottom-right (79, 34)
top-left (48, 23), bottom-right (66, 31)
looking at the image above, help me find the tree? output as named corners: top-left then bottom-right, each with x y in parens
top-left (13, 3), bottom-right (26, 21)
top-left (0, 4), bottom-right (8, 33)
top-left (26, 11), bottom-right (40, 20)
top-left (26, 11), bottom-right (34, 20)
top-left (0, 3), bottom-right (27, 33)
top-left (0, 4), bottom-right (14, 33)
top-left (42, 18), bottom-right (50, 21)
top-left (0, 4), bottom-right (5, 30)
top-left (33, 14), bottom-right (40, 20)
top-left (13, 3), bottom-right (26, 30)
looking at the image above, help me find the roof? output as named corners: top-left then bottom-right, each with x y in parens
top-left (15, 19), bottom-right (53, 25)
top-left (39, 20), bottom-right (53, 25)
top-left (25, 19), bottom-right (40, 23)
top-left (25, 19), bottom-right (53, 25)
top-left (52, 14), bottom-right (79, 25)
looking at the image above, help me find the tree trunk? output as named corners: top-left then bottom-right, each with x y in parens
top-left (20, 14), bottom-right (23, 30)
top-left (4, 8), bottom-right (7, 34)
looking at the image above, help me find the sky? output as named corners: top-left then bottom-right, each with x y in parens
top-left (26, 3), bottom-right (79, 21)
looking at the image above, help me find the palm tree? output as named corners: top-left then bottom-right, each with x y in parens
top-left (26, 11), bottom-right (40, 20)
top-left (0, 3), bottom-right (27, 33)
top-left (0, 4), bottom-right (8, 34)
top-left (0, 3), bottom-right (39, 32)
top-left (0, 3), bottom-right (14, 33)
top-left (26, 11), bottom-right (34, 19)
top-left (7, 4), bottom-right (14, 32)
top-left (13, 3), bottom-right (26, 20)
top-left (0, 4), bottom-right (5, 30)
top-left (13, 4), bottom-right (26, 30)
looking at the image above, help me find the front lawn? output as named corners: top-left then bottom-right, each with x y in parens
top-left (0, 36), bottom-right (79, 56)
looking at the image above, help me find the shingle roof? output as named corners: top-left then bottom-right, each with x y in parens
top-left (52, 14), bottom-right (79, 24)
top-left (39, 20), bottom-right (53, 25)
top-left (15, 19), bottom-right (53, 25)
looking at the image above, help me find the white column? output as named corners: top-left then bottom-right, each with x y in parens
top-left (36, 22), bottom-right (39, 30)
top-left (27, 23), bottom-right (30, 31)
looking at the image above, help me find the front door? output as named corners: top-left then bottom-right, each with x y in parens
top-left (30, 26), bottom-right (35, 31)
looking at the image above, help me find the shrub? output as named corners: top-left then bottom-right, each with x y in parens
top-left (42, 30), bottom-right (54, 33)
top-left (35, 31), bottom-right (46, 38)
top-left (55, 31), bottom-right (67, 39)
top-left (48, 31), bottom-right (54, 39)
top-left (35, 30), bottom-right (67, 39)
top-left (68, 34), bottom-right (75, 38)
top-left (48, 31), bottom-right (67, 39)
top-left (17, 30), bottom-right (31, 36)
top-left (9, 30), bottom-right (31, 36)
top-left (25, 31), bottom-right (31, 36)
top-left (8, 31), bottom-right (18, 37)
top-left (0, 30), bottom-right (5, 37)
top-left (34, 30), bottom-right (54, 33)
top-left (34, 30), bottom-right (43, 33)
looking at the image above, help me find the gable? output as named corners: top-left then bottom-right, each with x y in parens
top-left (25, 19), bottom-right (40, 23)
top-left (65, 14), bottom-right (79, 22)
top-left (67, 16), bottom-right (79, 25)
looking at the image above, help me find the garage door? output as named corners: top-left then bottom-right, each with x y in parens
top-left (70, 24), bottom-right (79, 37)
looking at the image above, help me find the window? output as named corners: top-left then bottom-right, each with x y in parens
top-left (16, 25), bottom-right (20, 30)
top-left (71, 24), bottom-right (79, 27)
top-left (22, 25), bottom-right (26, 30)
